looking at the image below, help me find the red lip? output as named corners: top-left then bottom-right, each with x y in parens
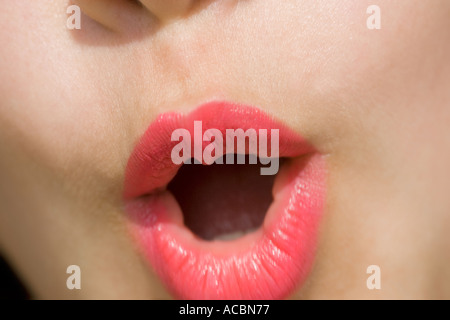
top-left (124, 101), bottom-right (326, 299)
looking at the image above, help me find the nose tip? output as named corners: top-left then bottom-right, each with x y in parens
top-left (139, 0), bottom-right (194, 22)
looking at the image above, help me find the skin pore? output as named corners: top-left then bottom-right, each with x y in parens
top-left (0, 0), bottom-right (449, 299)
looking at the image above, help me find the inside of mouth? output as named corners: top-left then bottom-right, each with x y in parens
top-left (167, 155), bottom-right (282, 241)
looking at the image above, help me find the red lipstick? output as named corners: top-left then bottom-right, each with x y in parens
top-left (124, 101), bottom-right (326, 299)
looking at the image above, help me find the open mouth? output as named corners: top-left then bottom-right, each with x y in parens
top-left (168, 155), bottom-right (283, 241)
top-left (124, 101), bottom-right (326, 299)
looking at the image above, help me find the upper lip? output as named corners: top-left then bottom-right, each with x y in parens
top-left (124, 101), bottom-right (314, 199)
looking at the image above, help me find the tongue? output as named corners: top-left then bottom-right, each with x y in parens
top-left (167, 155), bottom-right (276, 241)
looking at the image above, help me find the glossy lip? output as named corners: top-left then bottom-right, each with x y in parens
top-left (124, 101), bottom-right (326, 299)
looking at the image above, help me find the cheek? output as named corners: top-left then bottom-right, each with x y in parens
top-left (0, 2), bottom-right (127, 193)
top-left (275, 0), bottom-right (450, 150)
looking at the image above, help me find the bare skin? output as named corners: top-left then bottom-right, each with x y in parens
top-left (0, 0), bottom-right (449, 299)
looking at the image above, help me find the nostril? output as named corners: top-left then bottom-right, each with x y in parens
top-left (139, 0), bottom-right (194, 22)
top-left (73, 0), bottom-right (154, 32)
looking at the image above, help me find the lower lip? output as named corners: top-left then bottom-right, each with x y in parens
top-left (124, 102), bottom-right (326, 299)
